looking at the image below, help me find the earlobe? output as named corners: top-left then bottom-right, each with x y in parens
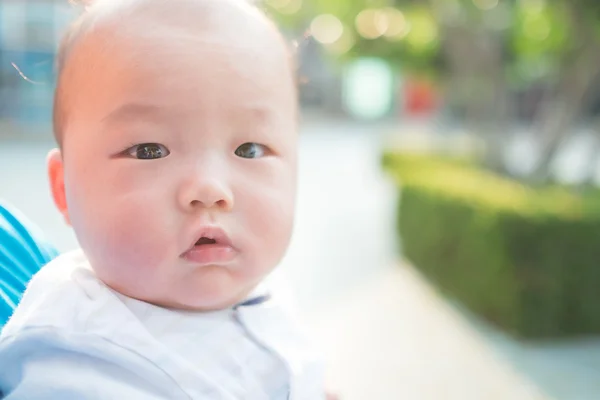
top-left (47, 149), bottom-right (71, 225)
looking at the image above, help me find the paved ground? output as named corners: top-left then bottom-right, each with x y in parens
top-left (2, 118), bottom-right (600, 399)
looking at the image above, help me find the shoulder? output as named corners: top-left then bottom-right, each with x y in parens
top-left (1, 250), bottom-right (128, 337)
top-left (0, 253), bottom-right (196, 397)
top-left (0, 327), bottom-right (190, 399)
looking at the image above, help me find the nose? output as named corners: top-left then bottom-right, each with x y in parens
top-left (178, 170), bottom-right (234, 212)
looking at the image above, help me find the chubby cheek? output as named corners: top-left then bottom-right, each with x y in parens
top-left (68, 173), bottom-right (175, 289)
top-left (237, 173), bottom-right (296, 274)
top-left (252, 201), bottom-right (294, 265)
top-left (102, 208), bottom-right (168, 267)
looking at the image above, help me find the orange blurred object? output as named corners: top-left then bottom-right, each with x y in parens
top-left (403, 78), bottom-right (438, 116)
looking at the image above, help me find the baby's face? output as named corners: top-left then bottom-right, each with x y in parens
top-left (53, 7), bottom-right (297, 310)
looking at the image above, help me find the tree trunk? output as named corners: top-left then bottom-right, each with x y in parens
top-left (581, 116), bottom-right (600, 186)
top-left (439, 24), bottom-right (512, 172)
top-left (528, 54), bottom-right (600, 184)
top-left (529, 3), bottom-right (600, 184)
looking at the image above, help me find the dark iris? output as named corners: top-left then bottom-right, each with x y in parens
top-left (127, 143), bottom-right (169, 160)
top-left (235, 143), bottom-right (265, 159)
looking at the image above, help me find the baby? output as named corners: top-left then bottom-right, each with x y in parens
top-left (0, 0), bottom-right (327, 398)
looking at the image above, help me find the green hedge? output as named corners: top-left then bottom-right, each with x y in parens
top-left (383, 153), bottom-right (600, 338)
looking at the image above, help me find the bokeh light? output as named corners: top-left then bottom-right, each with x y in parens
top-left (324, 28), bottom-right (356, 55)
top-left (310, 14), bottom-right (344, 45)
top-left (343, 58), bottom-right (394, 119)
top-left (382, 7), bottom-right (411, 41)
top-left (404, 9), bottom-right (439, 51)
top-left (355, 9), bottom-right (388, 40)
top-left (523, 15), bottom-right (551, 40)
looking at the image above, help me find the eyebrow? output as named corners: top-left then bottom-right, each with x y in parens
top-left (101, 102), bottom-right (276, 127)
top-left (239, 105), bottom-right (271, 124)
top-left (101, 103), bottom-right (166, 124)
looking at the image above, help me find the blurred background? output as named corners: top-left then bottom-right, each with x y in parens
top-left (2, 0), bottom-right (600, 398)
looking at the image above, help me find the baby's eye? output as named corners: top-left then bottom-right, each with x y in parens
top-left (126, 143), bottom-right (170, 160)
top-left (235, 143), bottom-right (266, 159)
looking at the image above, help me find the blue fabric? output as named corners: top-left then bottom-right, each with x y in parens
top-left (0, 201), bottom-right (59, 327)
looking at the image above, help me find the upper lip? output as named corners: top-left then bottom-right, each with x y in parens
top-left (184, 225), bottom-right (233, 252)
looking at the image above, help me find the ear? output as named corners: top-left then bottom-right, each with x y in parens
top-left (47, 149), bottom-right (71, 225)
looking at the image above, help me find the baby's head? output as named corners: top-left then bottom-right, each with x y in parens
top-left (48, 0), bottom-right (298, 310)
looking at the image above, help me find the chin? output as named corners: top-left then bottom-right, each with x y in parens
top-left (172, 294), bottom-right (240, 311)
top-left (168, 284), bottom-right (251, 311)
top-left (176, 267), bottom-right (261, 310)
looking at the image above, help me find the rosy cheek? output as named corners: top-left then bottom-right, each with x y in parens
top-left (67, 159), bottom-right (176, 288)
top-left (245, 188), bottom-right (294, 262)
top-left (83, 197), bottom-right (171, 288)
top-left (112, 205), bottom-right (167, 260)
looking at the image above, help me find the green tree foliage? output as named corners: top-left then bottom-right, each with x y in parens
top-left (268, 0), bottom-right (600, 182)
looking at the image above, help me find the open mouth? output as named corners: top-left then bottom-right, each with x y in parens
top-left (182, 226), bottom-right (236, 265)
top-left (183, 225), bottom-right (234, 255)
top-left (195, 237), bottom-right (217, 246)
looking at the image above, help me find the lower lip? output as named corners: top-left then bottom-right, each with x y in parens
top-left (182, 244), bottom-right (237, 265)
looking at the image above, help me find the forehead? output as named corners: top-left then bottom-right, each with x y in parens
top-left (67, 0), bottom-right (287, 59)
top-left (67, 26), bottom-right (294, 111)
top-left (58, 0), bottom-right (296, 134)
top-left (66, 0), bottom-right (291, 73)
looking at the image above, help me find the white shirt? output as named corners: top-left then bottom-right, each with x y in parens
top-left (0, 250), bottom-right (324, 399)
